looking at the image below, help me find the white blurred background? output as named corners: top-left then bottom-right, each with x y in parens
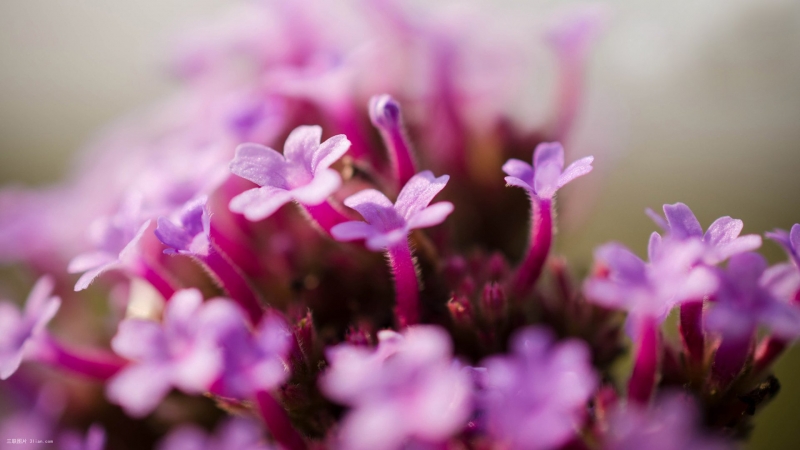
top-left (1, 1), bottom-right (799, 448)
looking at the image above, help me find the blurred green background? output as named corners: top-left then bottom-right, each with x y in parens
top-left (1, 1), bottom-right (799, 448)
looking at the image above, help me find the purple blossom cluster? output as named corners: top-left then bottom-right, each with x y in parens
top-left (0, 1), bottom-right (797, 449)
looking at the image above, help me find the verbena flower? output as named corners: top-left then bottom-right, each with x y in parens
top-left (480, 327), bottom-right (597, 449)
top-left (106, 289), bottom-right (228, 417)
top-left (0, 276), bottom-right (61, 380)
top-left (319, 326), bottom-right (472, 450)
top-left (331, 170), bottom-right (453, 251)
top-left (605, 393), bottom-right (731, 450)
top-left (229, 125), bottom-right (350, 221)
top-left (502, 142), bottom-right (593, 200)
top-left (157, 417), bottom-right (274, 450)
top-left (647, 202), bottom-right (761, 264)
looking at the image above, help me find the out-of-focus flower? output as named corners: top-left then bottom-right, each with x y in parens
top-left (229, 125), bottom-right (350, 221)
top-left (647, 202), bottom-right (761, 264)
top-left (502, 142), bottom-right (593, 200)
top-left (157, 417), bottom-right (274, 450)
top-left (59, 424), bottom-right (106, 450)
top-left (156, 196), bottom-right (211, 257)
top-left (585, 240), bottom-right (717, 329)
top-left (706, 252), bottom-right (800, 341)
top-left (319, 326), bottom-right (472, 450)
top-left (106, 289), bottom-right (229, 417)
top-left (767, 223), bottom-right (800, 269)
top-left (480, 327), bottom-right (597, 450)
top-left (0, 276), bottom-right (60, 380)
top-left (331, 170), bottom-right (453, 251)
top-left (604, 393), bottom-right (731, 450)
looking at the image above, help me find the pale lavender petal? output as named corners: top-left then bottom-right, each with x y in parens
top-left (648, 232), bottom-right (662, 262)
top-left (155, 218), bottom-right (192, 253)
top-left (501, 159), bottom-right (533, 183)
top-left (311, 134), bottom-right (350, 172)
top-left (704, 217), bottom-right (743, 246)
top-left (106, 363), bottom-right (173, 417)
top-left (716, 234), bottom-right (762, 261)
top-left (504, 176), bottom-right (534, 192)
top-left (164, 289), bottom-right (205, 329)
top-left (395, 171), bottom-right (450, 221)
top-left (172, 342), bottom-right (222, 393)
top-left (67, 252), bottom-right (116, 274)
top-left (30, 296), bottom-right (61, 337)
top-left (533, 142), bottom-right (565, 172)
top-left (339, 404), bottom-right (406, 450)
top-left (677, 267), bottom-right (719, 302)
top-left (645, 208), bottom-right (669, 231)
top-left (73, 261), bottom-right (119, 291)
top-left (118, 220), bottom-right (152, 263)
top-left (556, 156), bottom-right (593, 188)
top-left (595, 243), bottom-right (647, 284)
top-left (342, 189), bottom-right (398, 229)
top-left (111, 320), bottom-right (167, 361)
top-left (0, 349), bottom-right (24, 380)
top-left (791, 224), bottom-right (800, 254)
top-left (229, 186), bottom-right (293, 221)
top-left (157, 426), bottom-right (208, 450)
top-left (283, 125), bottom-right (322, 164)
top-left (23, 275), bottom-right (56, 316)
top-left (229, 143), bottom-right (286, 187)
top-left (533, 161), bottom-right (561, 199)
top-left (407, 202), bottom-right (454, 230)
top-left (663, 203), bottom-right (703, 239)
top-left (365, 228), bottom-right (408, 251)
top-left (289, 168), bottom-right (341, 205)
top-left (331, 221), bottom-right (378, 242)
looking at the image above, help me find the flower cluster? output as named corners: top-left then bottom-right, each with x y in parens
top-left (0, 0), bottom-right (797, 449)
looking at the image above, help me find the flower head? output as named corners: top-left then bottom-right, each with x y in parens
top-left (705, 252), bottom-right (800, 341)
top-left (502, 142), bottom-right (593, 199)
top-left (229, 125), bottom-right (350, 221)
top-left (0, 276), bottom-right (61, 380)
top-left (331, 171), bottom-right (453, 250)
top-left (605, 392), bottom-right (731, 450)
top-left (647, 202), bottom-right (761, 264)
top-left (480, 327), bottom-right (597, 450)
top-left (106, 289), bottom-right (235, 417)
top-left (319, 326), bottom-right (472, 450)
top-left (155, 196), bottom-right (211, 257)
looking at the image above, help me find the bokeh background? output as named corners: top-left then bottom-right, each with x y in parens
top-left (1, 0), bottom-right (799, 448)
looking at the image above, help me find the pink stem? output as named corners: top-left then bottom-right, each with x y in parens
top-left (301, 200), bottom-right (352, 235)
top-left (711, 330), bottom-right (754, 388)
top-left (370, 95), bottom-right (417, 189)
top-left (628, 317), bottom-right (660, 404)
top-left (199, 246), bottom-right (264, 325)
top-left (130, 260), bottom-right (177, 301)
top-left (255, 391), bottom-right (307, 450)
top-left (679, 300), bottom-right (705, 369)
top-left (36, 335), bottom-right (125, 381)
top-left (387, 238), bottom-right (420, 327)
top-left (513, 197), bottom-right (553, 297)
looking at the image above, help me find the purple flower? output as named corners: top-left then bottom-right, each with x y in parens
top-left (647, 202), bottom-right (761, 264)
top-left (480, 327), bottom-right (597, 450)
top-left (59, 424), bottom-right (106, 450)
top-left (212, 312), bottom-right (293, 399)
top-left (157, 417), bottom-right (274, 450)
top-left (229, 125), bottom-right (350, 221)
top-left (106, 289), bottom-right (238, 417)
top-left (330, 171), bottom-right (453, 251)
top-left (605, 392), bottom-right (731, 450)
top-left (319, 326), bottom-right (472, 450)
top-left (502, 142), bottom-right (593, 199)
top-left (155, 196), bottom-right (211, 257)
top-left (0, 276), bottom-right (61, 380)
top-left (706, 252), bottom-right (800, 341)
top-left (584, 239), bottom-right (718, 329)
top-left (67, 194), bottom-right (150, 291)
top-left (766, 223), bottom-right (800, 268)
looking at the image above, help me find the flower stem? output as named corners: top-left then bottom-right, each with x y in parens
top-left (628, 317), bottom-right (660, 404)
top-left (36, 335), bottom-right (125, 381)
top-left (199, 246), bottom-right (264, 325)
top-left (513, 197), bottom-right (553, 297)
top-left (387, 238), bottom-right (420, 327)
top-left (711, 330), bottom-right (754, 389)
top-left (679, 300), bottom-right (705, 370)
top-left (370, 95), bottom-right (417, 189)
top-left (301, 200), bottom-right (352, 235)
top-left (255, 391), bottom-right (307, 450)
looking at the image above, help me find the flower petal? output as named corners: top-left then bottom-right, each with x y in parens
top-left (229, 143), bottom-right (286, 187)
top-left (283, 125), bottom-right (322, 164)
top-left (663, 203), bottom-right (703, 239)
top-left (343, 189), bottom-right (400, 230)
top-left (229, 186), bottom-right (293, 221)
top-left (289, 168), bottom-right (341, 205)
top-left (407, 202), bottom-right (454, 230)
top-left (557, 156), bottom-right (593, 188)
top-left (501, 159), bottom-right (533, 184)
top-left (331, 221), bottom-right (377, 242)
top-left (395, 171), bottom-right (450, 220)
top-left (311, 134), bottom-right (350, 172)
